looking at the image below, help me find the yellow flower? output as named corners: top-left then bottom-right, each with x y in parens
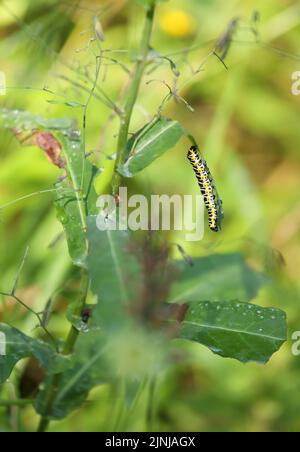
top-left (159, 8), bottom-right (195, 38)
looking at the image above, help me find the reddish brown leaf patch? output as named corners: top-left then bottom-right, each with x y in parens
top-left (32, 131), bottom-right (65, 169)
top-left (12, 128), bottom-right (65, 169)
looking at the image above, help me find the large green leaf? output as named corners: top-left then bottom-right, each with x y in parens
top-left (168, 253), bottom-right (267, 304)
top-left (178, 301), bottom-right (287, 363)
top-left (35, 330), bottom-right (109, 420)
top-left (118, 117), bottom-right (185, 177)
top-left (0, 324), bottom-right (66, 383)
top-left (54, 132), bottom-right (98, 267)
top-left (87, 216), bottom-right (143, 328)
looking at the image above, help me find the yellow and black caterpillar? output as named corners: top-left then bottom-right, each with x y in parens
top-left (187, 145), bottom-right (224, 232)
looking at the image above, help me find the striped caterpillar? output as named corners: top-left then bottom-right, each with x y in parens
top-left (187, 146), bottom-right (224, 232)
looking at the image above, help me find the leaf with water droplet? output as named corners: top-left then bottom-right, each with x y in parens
top-left (54, 132), bottom-right (99, 267)
top-left (177, 300), bottom-right (287, 364)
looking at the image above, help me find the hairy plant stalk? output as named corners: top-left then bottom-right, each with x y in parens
top-left (37, 271), bottom-right (90, 433)
top-left (112, 3), bottom-right (156, 195)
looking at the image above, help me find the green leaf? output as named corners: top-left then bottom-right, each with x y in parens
top-left (0, 324), bottom-right (66, 383)
top-left (118, 117), bottom-right (185, 177)
top-left (35, 330), bottom-right (109, 420)
top-left (54, 133), bottom-right (98, 268)
top-left (168, 253), bottom-right (267, 304)
top-left (0, 108), bottom-right (74, 131)
top-left (179, 301), bottom-right (287, 363)
top-left (87, 216), bottom-right (143, 329)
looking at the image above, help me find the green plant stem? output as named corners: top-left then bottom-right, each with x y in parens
top-left (112, 3), bottom-right (156, 195)
top-left (37, 271), bottom-right (90, 433)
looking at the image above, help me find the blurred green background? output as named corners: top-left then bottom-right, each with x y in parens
top-left (0, 0), bottom-right (300, 432)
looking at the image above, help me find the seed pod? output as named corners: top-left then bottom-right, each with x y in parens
top-left (93, 16), bottom-right (105, 42)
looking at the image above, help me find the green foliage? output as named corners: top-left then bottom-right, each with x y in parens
top-left (54, 132), bottom-right (98, 268)
top-left (179, 301), bottom-right (287, 364)
top-left (0, 324), bottom-right (66, 383)
top-left (0, 0), bottom-right (294, 433)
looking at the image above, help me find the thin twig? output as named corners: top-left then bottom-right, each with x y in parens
top-left (81, 51), bottom-right (103, 194)
top-left (0, 189), bottom-right (57, 211)
top-left (11, 247), bottom-right (30, 295)
top-left (0, 291), bottom-right (58, 351)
